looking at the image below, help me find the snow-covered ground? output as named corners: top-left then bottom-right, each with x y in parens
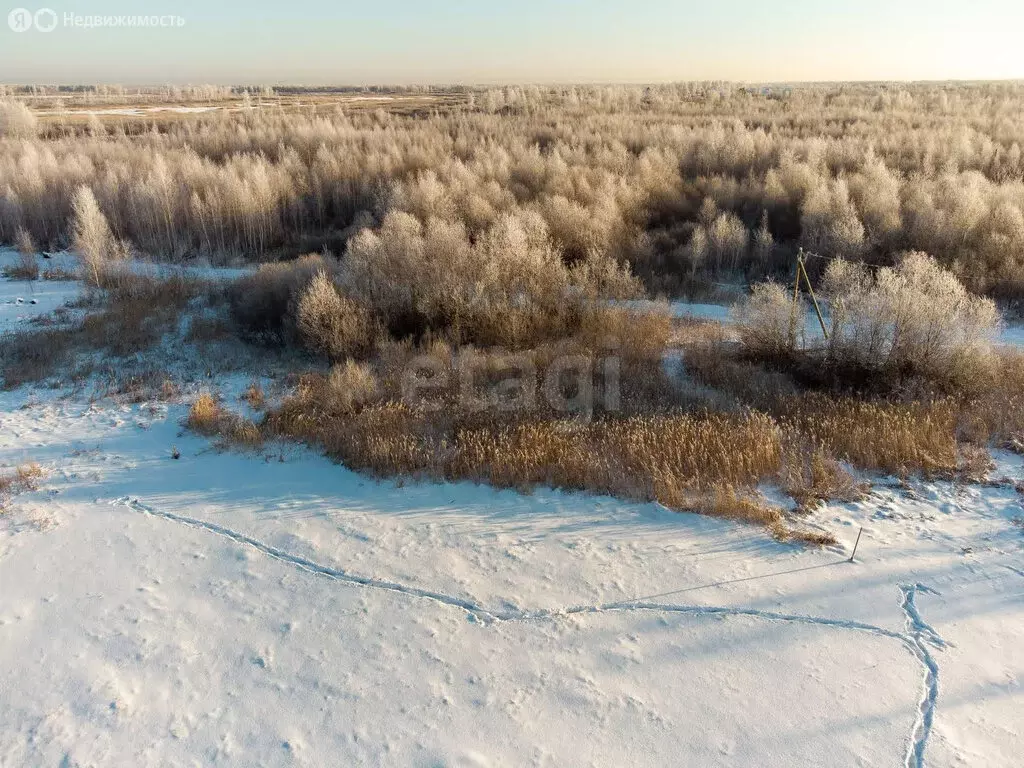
top-left (0, 279), bottom-right (80, 332)
top-left (1, 375), bottom-right (1022, 766)
top-left (0, 250), bottom-right (251, 334)
top-left (659, 299), bottom-right (1024, 349)
top-left (0, 250), bottom-right (81, 331)
top-left (1, 265), bottom-right (1023, 765)
top-left (35, 106), bottom-right (222, 116)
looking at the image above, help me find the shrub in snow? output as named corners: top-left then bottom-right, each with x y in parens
top-left (734, 281), bottom-right (803, 358)
top-left (229, 254), bottom-right (332, 343)
top-left (296, 271), bottom-right (376, 362)
top-left (822, 251), bottom-right (1000, 386)
top-left (4, 227), bottom-right (39, 280)
top-left (340, 210), bottom-right (639, 347)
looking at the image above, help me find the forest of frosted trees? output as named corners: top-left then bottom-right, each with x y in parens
top-left (1, 82), bottom-right (1023, 300)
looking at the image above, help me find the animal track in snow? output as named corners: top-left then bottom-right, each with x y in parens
top-left (114, 495), bottom-right (948, 766)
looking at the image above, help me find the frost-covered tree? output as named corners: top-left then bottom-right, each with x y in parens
top-left (0, 101), bottom-right (37, 139)
top-left (800, 179), bottom-right (865, 260)
top-left (71, 186), bottom-right (119, 286)
top-left (822, 252), bottom-right (1000, 385)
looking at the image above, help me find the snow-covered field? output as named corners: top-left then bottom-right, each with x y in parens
top-left (0, 278), bottom-right (80, 332)
top-left (2, 377), bottom-right (1023, 767)
top-left (0, 250), bottom-right (250, 335)
top-left (35, 106), bottom-right (222, 117)
top-left (2, 264), bottom-right (1023, 766)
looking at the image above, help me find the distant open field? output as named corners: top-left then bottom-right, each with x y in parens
top-left (7, 87), bottom-right (467, 129)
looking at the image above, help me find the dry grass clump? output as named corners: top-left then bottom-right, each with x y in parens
top-left (241, 381), bottom-right (266, 409)
top-left (267, 363), bottom-right (381, 427)
top-left (779, 395), bottom-right (958, 475)
top-left (186, 314), bottom-right (233, 344)
top-left (0, 462), bottom-right (45, 499)
top-left (955, 443), bottom-right (995, 482)
top-left (4, 253), bottom-right (40, 281)
top-left (114, 370), bottom-right (179, 403)
top-left (0, 328), bottom-right (74, 388)
top-left (3, 228), bottom-right (39, 279)
top-left (265, 371), bottom-right (792, 523)
top-left (263, 384), bottom-right (836, 545)
top-left (186, 393), bottom-right (222, 434)
top-left (682, 487), bottom-right (837, 548)
top-left (0, 99), bottom-right (37, 139)
top-left (668, 317), bottom-right (731, 347)
top-left (343, 327), bottom-right (679, 419)
top-left (72, 185), bottom-right (127, 287)
top-left (0, 462), bottom-right (46, 513)
top-left (41, 266), bottom-right (78, 281)
top-left (692, 486), bottom-right (838, 546)
top-left (448, 410), bottom-right (782, 500)
top-left (186, 393), bottom-right (262, 448)
top-left (779, 437), bottom-right (866, 511)
top-left (684, 339), bottom-right (798, 411)
top-left (695, 487), bottom-right (783, 527)
top-left (79, 273), bottom-right (208, 356)
top-left (16, 226), bottom-right (36, 256)
top-left (326, 361), bottom-right (379, 413)
top-left (957, 348), bottom-right (1024, 449)
top-left (267, 397), bottom-right (433, 475)
top-left (770, 524), bottom-right (840, 548)
top-left (577, 304), bottom-right (673, 360)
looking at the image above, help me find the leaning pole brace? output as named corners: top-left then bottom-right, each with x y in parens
top-left (849, 526), bottom-right (863, 563)
top-left (790, 250), bottom-right (803, 347)
top-left (799, 254), bottom-right (830, 340)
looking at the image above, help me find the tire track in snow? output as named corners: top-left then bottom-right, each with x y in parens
top-left (114, 496), bottom-right (947, 765)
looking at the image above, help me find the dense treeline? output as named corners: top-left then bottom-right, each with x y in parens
top-left (1, 82), bottom-right (1023, 298)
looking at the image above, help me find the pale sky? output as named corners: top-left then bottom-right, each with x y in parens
top-left (2, 0), bottom-right (1022, 84)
